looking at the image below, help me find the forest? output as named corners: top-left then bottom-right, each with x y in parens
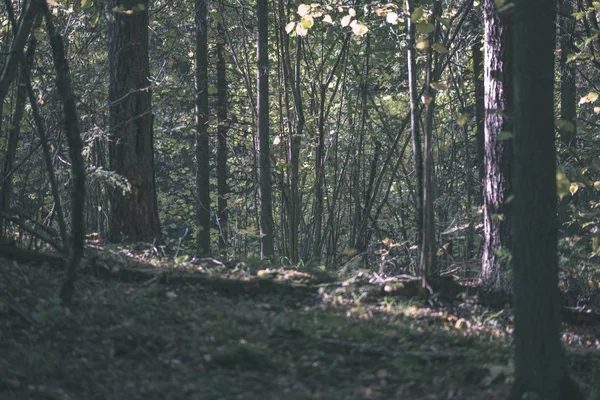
top-left (1, 0), bottom-right (600, 398)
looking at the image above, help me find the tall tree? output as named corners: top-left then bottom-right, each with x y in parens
top-left (216, 15), bottom-right (229, 253)
top-left (511, 0), bottom-right (583, 398)
top-left (481, 0), bottom-right (512, 292)
top-left (195, 0), bottom-right (211, 256)
top-left (257, 0), bottom-right (274, 257)
top-left (558, 0), bottom-right (577, 150)
top-left (107, 0), bottom-right (162, 244)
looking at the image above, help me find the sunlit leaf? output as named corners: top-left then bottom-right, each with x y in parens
top-left (273, 136), bottom-right (281, 145)
top-left (416, 38), bottom-right (429, 50)
top-left (430, 81), bottom-right (449, 91)
top-left (579, 91), bottom-right (599, 105)
top-left (495, 0), bottom-right (505, 7)
top-left (386, 12), bottom-right (398, 24)
top-left (341, 14), bottom-right (352, 27)
top-left (594, 181), bottom-right (600, 191)
top-left (351, 20), bottom-right (369, 36)
top-left (323, 14), bottom-right (333, 24)
top-left (411, 7), bottom-right (423, 22)
top-left (285, 21), bottom-right (296, 34)
top-left (297, 4), bottom-right (311, 16)
top-left (301, 16), bottom-right (314, 29)
top-left (569, 182), bottom-right (579, 196)
top-left (432, 43), bottom-right (448, 54)
top-left (556, 169), bottom-right (570, 200)
top-left (296, 23), bottom-right (308, 36)
top-left (349, 7), bottom-right (356, 16)
top-left (421, 95), bottom-right (432, 104)
top-left (416, 23), bottom-right (434, 34)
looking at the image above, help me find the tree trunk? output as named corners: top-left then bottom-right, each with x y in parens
top-left (481, 0), bottom-right (512, 293)
top-left (472, 35), bottom-right (485, 201)
top-left (195, 0), bottom-right (211, 256)
top-left (216, 20), bottom-right (229, 253)
top-left (405, 0), bottom-right (424, 266)
top-left (107, 0), bottom-right (162, 244)
top-left (511, 1), bottom-right (583, 397)
top-left (257, 0), bottom-right (274, 257)
top-left (43, 1), bottom-right (86, 303)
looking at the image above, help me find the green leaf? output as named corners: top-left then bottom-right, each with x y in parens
top-left (411, 7), bottom-right (424, 22)
top-left (456, 113), bottom-right (469, 127)
top-left (432, 43), bottom-right (449, 54)
top-left (593, 234), bottom-right (600, 253)
top-left (556, 169), bottom-right (570, 200)
top-left (495, 131), bottom-right (513, 141)
top-left (416, 23), bottom-right (434, 34)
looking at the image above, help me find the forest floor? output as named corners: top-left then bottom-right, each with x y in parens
top-left (1, 245), bottom-right (599, 400)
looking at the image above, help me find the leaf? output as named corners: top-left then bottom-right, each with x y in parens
top-left (594, 107), bottom-right (600, 115)
top-left (323, 14), bottom-right (333, 24)
top-left (297, 4), bottom-right (311, 16)
top-left (285, 21), bottom-right (296, 34)
top-left (348, 7), bottom-right (356, 16)
top-left (296, 23), bottom-right (308, 36)
top-left (594, 181), bottom-right (600, 191)
top-left (81, 0), bottom-right (92, 8)
top-left (430, 81), bottom-right (449, 91)
top-left (495, 0), bottom-right (505, 7)
top-left (415, 38), bottom-right (429, 50)
top-left (495, 131), bottom-right (512, 141)
top-left (351, 20), bottom-right (369, 36)
top-left (421, 95), bottom-right (432, 104)
top-left (556, 169), bottom-right (570, 200)
top-left (579, 91), bottom-right (599, 105)
top-left (273, 136), bottom-right (281, 145)
top-left (411, 7), bottom-right (423, 22)
top-left (432, 43), bottom-right (449, 54)
top-left (593, 234), bottom-right (600, 253)
top-left (416, 23), bottom-right (434, 34)
top-left (570, 182), bottom-right (579, 196)
top-left (456, 113), bottom-right (469, 127)
top-left (557, 118), bottom-right (575, 133)
top-left (301, 16), bottom-right (314, 29)
top-left (341, 14), bottom-right (352, 27)
top-left (386, 12), bottom-right (398, 24)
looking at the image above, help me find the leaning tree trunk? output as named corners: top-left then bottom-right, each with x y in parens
top-left (107, 0), bottom-right (162, 244)
top-left (481, 0), bottom-right (513, 293)
top-left (511, 0), bottom-right (583, 398)
top-left (43, 1), bottom-right (86, 303)
top-left (195, 0), bottom-right (211, 256)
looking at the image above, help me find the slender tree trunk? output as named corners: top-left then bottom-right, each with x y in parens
top-left (257, 0), bottom-right (274, 257)
top-left (511, 1), bottom-right (583, 397)
top-left (42, 1), bottom-right (86, 303)
top-left (290, 37), bottom-right (304, 263)
top-left (481, 0), bottom-right (513, 293)
top-left (107, 0), bottom-right (162, 244)
top-left (195, 0), bottom-right (211, 256)
top-left (406, 0), bottom-right (424, 269)
top-left (216, 20), bottom-right (229, 253)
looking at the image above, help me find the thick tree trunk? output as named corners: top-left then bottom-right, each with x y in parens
top-left (257, 0), bottom-right (274, 257)
top-left (195, 0), bottom-right (211, 256)
top-left (481, 0), bottom-right (512, 293)
top-left (511, 1), bottom-right (583, 398)
top-left (216, 21), bottom-right (229, 253)
top-left (107, 0), bottom-right (162, 244)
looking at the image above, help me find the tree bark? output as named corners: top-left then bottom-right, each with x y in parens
top-left (195, 0), bottom-right (211, 256)
top-left (107, 0), bottom-right (162, 244)
top-left (558, 0), bottom-right (577, 150)
top-left (511, 0), bottom-right (583, 397)
top-left (257, 0), bottom-right (274, 257)
top-left (216, 19), bottom-right (229, 253)
top-left (481, 0), bottom-right (513, 293)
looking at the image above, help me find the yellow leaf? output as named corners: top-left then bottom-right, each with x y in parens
top-left (570, 182), bottom-right (579, 196)
top-left (301, 16), bottom-right (314, 29)
top-left (556, 169), bottom-right (570, 200)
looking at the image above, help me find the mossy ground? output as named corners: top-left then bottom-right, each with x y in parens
top-left (1, 250), bottom-right (599, 399)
